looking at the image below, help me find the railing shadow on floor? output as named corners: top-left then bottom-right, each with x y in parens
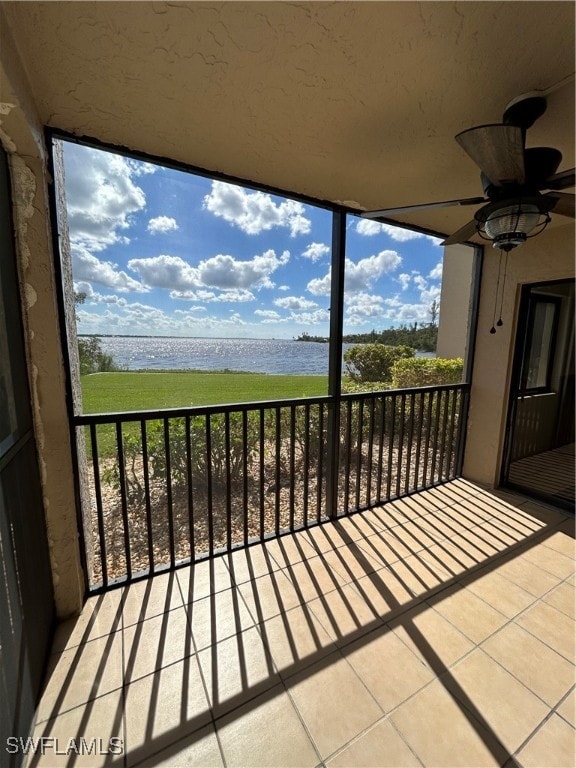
top-left (29, 483), bottom-right (573, 767)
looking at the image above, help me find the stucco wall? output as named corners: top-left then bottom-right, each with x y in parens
top-left (0, 10), bottom-right (84, 617)
top-left (436, 244), bottom-right (476, 361)
top-left (463, 222), bottom-right (575, 488)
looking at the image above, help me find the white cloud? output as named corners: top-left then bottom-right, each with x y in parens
top-left (398, 273), bottom-right (411, 290)
top-left (288, 308), bottom-right (330, 325)
top-left (428, 261), bottom-right (443, 280)
top-left (345, 293), bottom-right (386, 325)
top-left (63, 143), bottom-right (147, 252)
top-left (254, 309), bottom-right (283, 322)
top-left (274, 296), bottom-right (318, 311)
top-left (129, 249), bottom-right (289, 293)
top-left (72, 245), bottom-right (148, 292)
top-left (203, 181), bottom-right (311, 236)
top-left (307, 249), bottom-right (401, 296)
top-left (147, 216), bottom-right (179, 234)
top-left (302, 242), bottom-right (330, 262)
top-left (356, 218), bottom-right (442, 245)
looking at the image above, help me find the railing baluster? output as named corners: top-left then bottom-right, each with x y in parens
top-left (89, 424), bottom-right (108, 588)
top-left (225, 413), bottom-right (232, 551)
top-left (275, 406), bottom-right (281, 535)
top-left (289, 404), bottom-right (296, 530)
top-left (404, 393), bottom-right (416, 496)
top-left (141, 420), bottom-right (154, 572)
top-left (446, 389), bottom-right (459, 478)
top-left (414, 391), bottom-right (424, 489)
top-left (185, 415), bottom-right (195, 561)
top-left (376, 395), bottom-right (386, 503)
top-left (430, 390), bottom-right (443, 483)
top-left (316, 403), bottom-right (324, 521)
top-left (422, 391), bottom-right (434, 486)
top-left (386, 395), bottom-right (396, 501)
top-left (115, 422), bottom-right (132, 580)
top-left (355, 398), bottom-right (364, 512)
top-left (344, 399), bottom-right (352, 513)
top-left (303, 403), bottom-right (310, 526)
top-left (396, 394), bottom-right (406, 498)
top-left (163, 418), bottom-right (175, 568)
top-left (438, 388), bottom-right (451, 481)
top-left (206, 414), bottom-right (214, 557)
top-left (366, 396), bottom-right (375, 508)
top-left (259, 408), bottom-right (265, 539)
top-left (242, 410), bottom-right (249, 546)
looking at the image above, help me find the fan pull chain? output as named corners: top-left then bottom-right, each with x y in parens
top-left (497, 251), bottom-right (509, 327)
top-left (490, 252), bottom-right (504, 334)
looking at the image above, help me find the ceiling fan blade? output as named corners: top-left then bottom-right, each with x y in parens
top-left (545, 192), bottom-right (575, 218)
top-left (544, 168), bottom-right (575, 191)
top-left (441, 219), bottom-right (479, 246)
top-left (455, 124), bottom-right (525, 186)
top-left (361, 196), bottom-right (486, 219)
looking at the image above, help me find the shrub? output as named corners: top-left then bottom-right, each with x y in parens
top-left (78, 336), bottom-right (122, 375)
top-left (391, 357), bottom-right (464, 388)
top-left (344, 344), bottom-right (414, 383)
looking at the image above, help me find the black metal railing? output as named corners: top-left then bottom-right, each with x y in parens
top-left (74, 383), bottom-right (468, 590)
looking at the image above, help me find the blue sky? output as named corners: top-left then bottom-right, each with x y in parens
top-left (62, 140), bottom-right (444, 338)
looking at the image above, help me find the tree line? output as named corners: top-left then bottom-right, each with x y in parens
top-left (297, 322), bottom-right (438, 352)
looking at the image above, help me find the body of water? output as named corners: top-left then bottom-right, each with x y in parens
top-left (96, 336), bottom-right (433, 375)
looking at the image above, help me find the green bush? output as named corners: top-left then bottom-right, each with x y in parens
top-left (78, 336), bottom-right (122, 375)
top-left (391, 357), bottom-right (464, 388)
top-left (344, 344), bottom-right (414, 383)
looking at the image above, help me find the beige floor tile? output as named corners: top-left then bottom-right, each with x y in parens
top-left (36, 633), bottom-right (123, 723)
top-left (122, 571), bottom-right (184, 626)
top-left (318, 540), bottom-right (382, 583)
top-left (557, 689), bottom-right (576, 727)
top-left (223, 544), bottom-right (279, 585)
top-left (391, 678), bottom-right (508, 767)
top-left (25, 692), bottom-right (125, 768)
top-left (177, 557), bottom-right (233, 601)
top-left (461, 569), bottom-right (537, 618)
top-left (482, 622), bottom-right (574, 707)
top-left (420, 539), bottom-right (489, 577)
top-left (137, 724), bottom-right (224, 767)
top-left (516, 600), bottom-right (575, 661)
top-left (447, 648), bottom-right (550, 753)
top-left (287, 654), bottom-right (382, 758)
top-left (495, 554), bottom-right (563, 597)
top-left (428, 585), bottom-right (509, 644)
top-left (51, 590), bottom-right (123, 653)
top-left (123, 606), bottom-right (194, 682)
top-left (389, 603), bottom-right (475, 668)
top-left (520, 501), bottom-right (571, 526)
top-left (237, 569), bottom-right (305, 623)
top-left (415, 507), bottom-right (475, 540)
top-left (216, 684), bottom-right (319, 767)
top-left (283, 553), bottom-right (348, 601)
top-left (307, 582), bottom-right (385, 646)
top-left (258, 603), bottom-right (337, 678)
top-left (334, 510), bottom-right (386, 540)
top-left (542, 580), bottom-right (575, 619)
top-left (326, 717), bottom-right (420, 767)
top-left (346, 625), bottom-right (435, 712)
top-left (299, 523), bottom-right (351, 554)
top-left (346, 568), bottom-right (414, 624)
top-left (264, 532), bottom-right (316, 567)
top-left (186, 586), bottom-right (256, 650)
top-left (542, 528), bottom-right (576, 558)
top-left (515, 713), bottom-right (575, 768)
top-left (197, 626), bottom-right (279, 717)
top-left (124, 657), bottom-right (211, 766)
top-left (519, 543), bottom-right (575, 580)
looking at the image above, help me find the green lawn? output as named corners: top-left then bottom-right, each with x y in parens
top-left (81, 371), bottom-right (328, 414)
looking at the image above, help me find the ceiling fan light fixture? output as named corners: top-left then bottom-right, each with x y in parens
top-left (478, 201), bottom-right (550, 251)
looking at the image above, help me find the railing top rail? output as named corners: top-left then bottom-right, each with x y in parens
top-left (73, 382), bottom-right (469, 425)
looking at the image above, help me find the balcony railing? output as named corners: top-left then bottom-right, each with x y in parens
top-left (74, 383), bottom-right (469, 591)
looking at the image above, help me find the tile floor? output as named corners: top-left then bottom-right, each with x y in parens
top-left (26, 479), bottom-right (575, 767)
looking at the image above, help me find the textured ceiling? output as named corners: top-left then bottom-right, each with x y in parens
top-left (2, 0), bottom-right (574, 239)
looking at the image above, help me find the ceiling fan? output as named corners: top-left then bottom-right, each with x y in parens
top-left (362, 92), bottom-right (575, 251)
